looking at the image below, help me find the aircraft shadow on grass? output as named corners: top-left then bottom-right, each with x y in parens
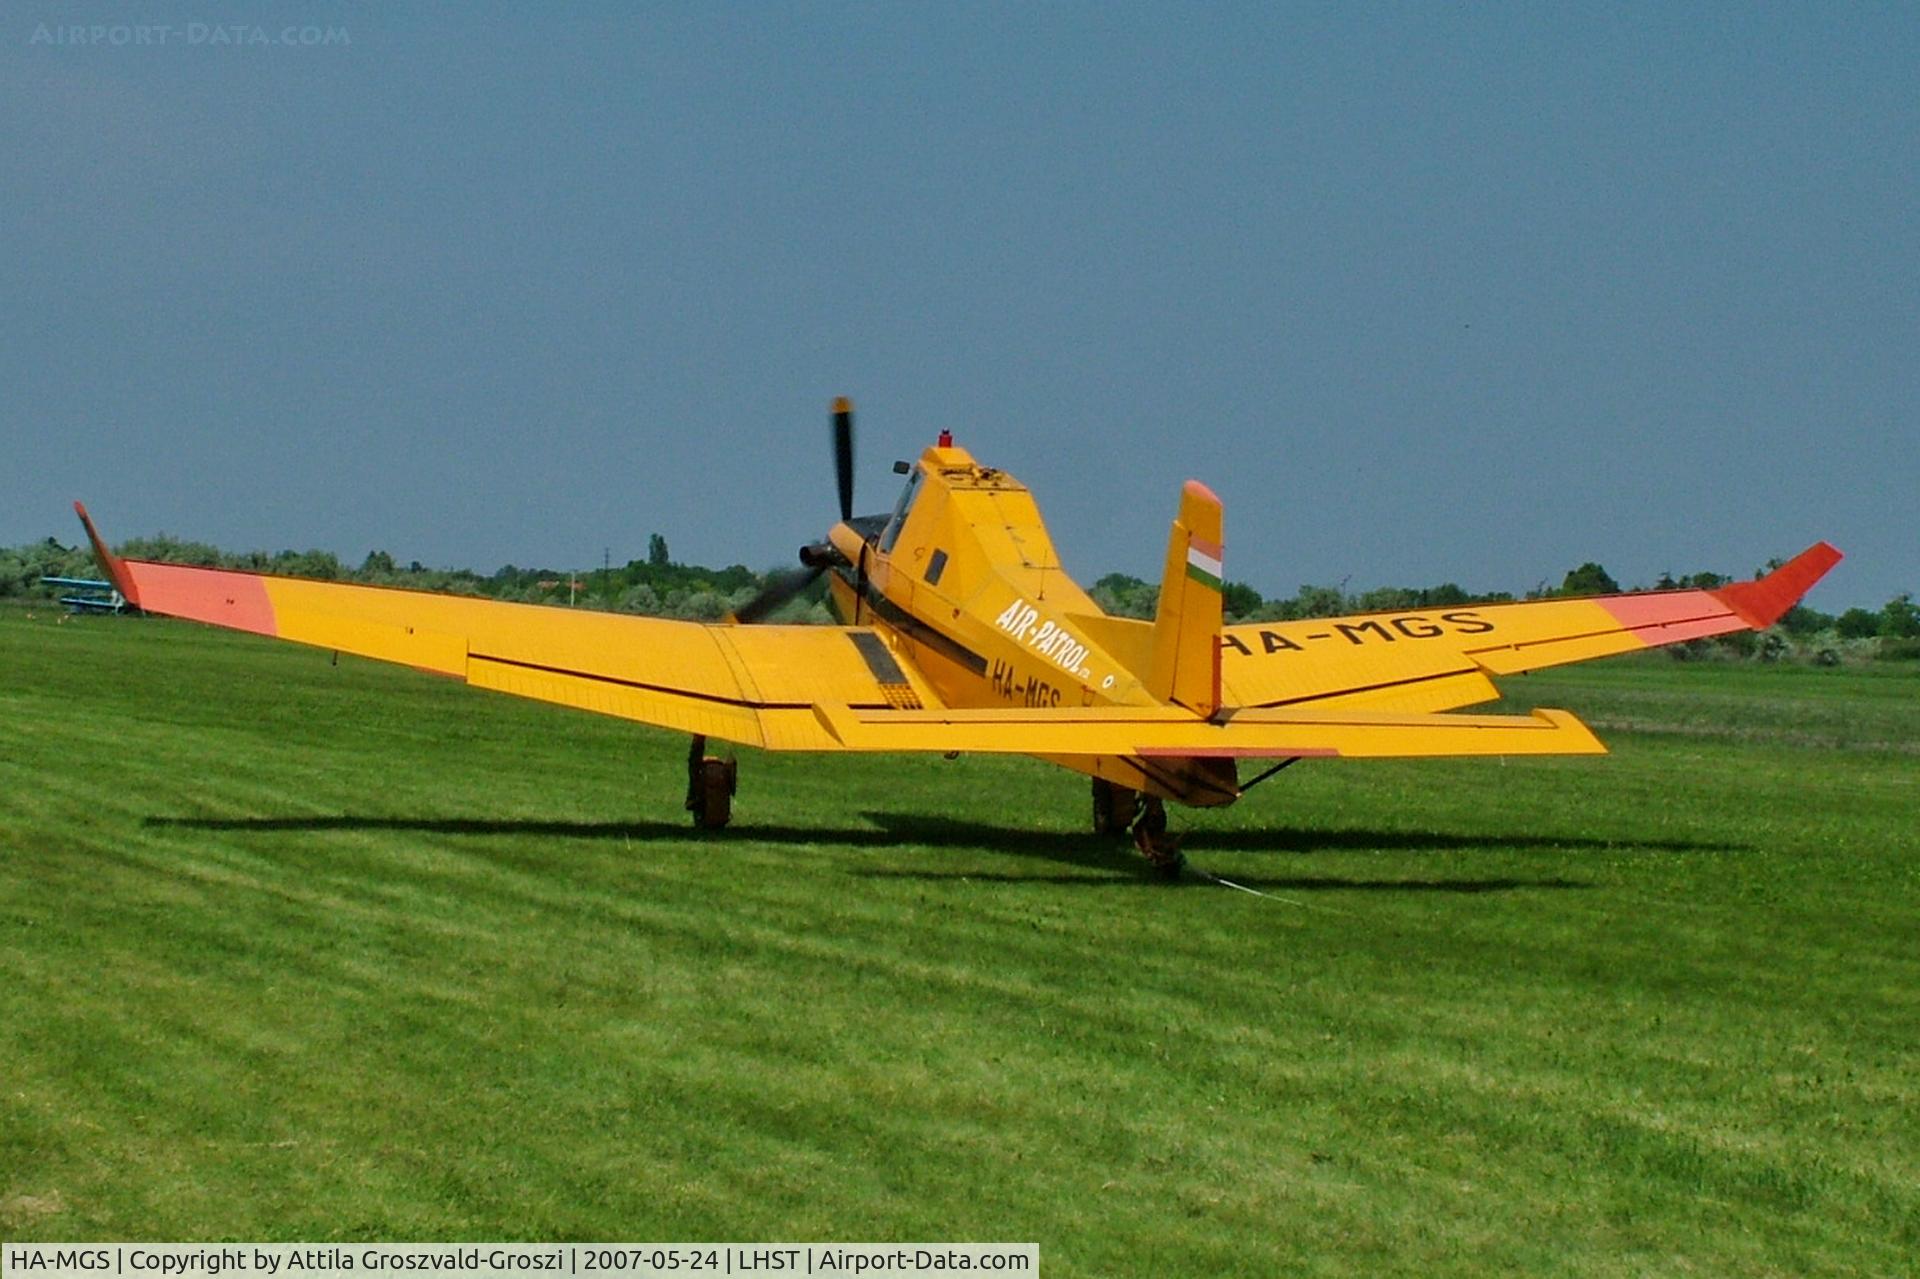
top-left (846, 813), bottom-right (1738, 891)
top-left (146, 811), bottom-right (1743, 894)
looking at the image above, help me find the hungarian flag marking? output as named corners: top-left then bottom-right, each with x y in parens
top-left (1186, 537), bottom-right (1223, 590)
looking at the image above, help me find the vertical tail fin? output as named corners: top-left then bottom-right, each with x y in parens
top-left (1148, 480), bottom-right (1224, 716)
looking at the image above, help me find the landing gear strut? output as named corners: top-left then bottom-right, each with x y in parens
top-left (685, 735), bottom-right (736, 830)
top-left (1092, 778), bottom-right (1184, 878)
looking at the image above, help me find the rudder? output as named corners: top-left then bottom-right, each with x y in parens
top-left (1147, 480), bottom-right (1224, 716)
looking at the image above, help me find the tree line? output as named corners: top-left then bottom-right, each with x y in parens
top-left (3, 532), bottom-right (1914, 661)
top-left (0, 531), bottom-right (813, 622)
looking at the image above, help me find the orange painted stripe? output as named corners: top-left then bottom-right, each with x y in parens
top-left (1593, 590), bottom-right (1733, 645)
top-left (124, 561), bottom-right (278, 636)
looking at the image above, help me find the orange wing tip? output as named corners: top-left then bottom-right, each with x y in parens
top-left (831, 396), bottom-right (852, 414)
top-left (1712, 541), bottom-right (1844, 629)
top-left (73, 501), bottom-right (141, 608)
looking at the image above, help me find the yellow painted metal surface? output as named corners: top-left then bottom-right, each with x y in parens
top-left (84, 435), bottom-right (1827, 811)
top-left (808, 702), bottom-right (1604, 758)
top-left (1147, 480), bottom-right (1226, 715)
top-left (221, 575), bottom-right (945, 750)
top-left (1221, 596), bottom-right (1729, 713)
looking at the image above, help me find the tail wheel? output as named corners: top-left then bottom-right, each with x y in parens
top-left (1092, 778), bottom-right (1139, 835)
top-left (1131, 797), bottom-right (1184, 879)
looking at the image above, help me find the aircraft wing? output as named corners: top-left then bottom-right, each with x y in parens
top-left (76, 504), bottom-right (940, 751)
top-left (1220, 543), bottom-right (1842, 713)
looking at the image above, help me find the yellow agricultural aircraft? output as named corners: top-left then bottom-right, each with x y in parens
top-left (77, 399), bottom-right (1840, 873)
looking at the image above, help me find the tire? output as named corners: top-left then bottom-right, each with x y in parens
top-left (1092, 779), bottom-right (1138, 835)
top-left (691, 757), bottom-right (734, 830)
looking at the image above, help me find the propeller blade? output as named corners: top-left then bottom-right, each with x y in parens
top-left (731, 563), bottom-right (825, 624)
top-left (833, 396), bottom-right (854, 523)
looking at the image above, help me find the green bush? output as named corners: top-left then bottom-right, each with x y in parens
top-left (1836, 608), bottom-right (1880, 639)
top-left (1880, 594), bottom-right (1920, 639)
top-left (1877, 636), bottom-right (1920, 661)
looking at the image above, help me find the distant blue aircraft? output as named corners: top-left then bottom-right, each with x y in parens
top-left (41, 576), bottom-right (132, 614)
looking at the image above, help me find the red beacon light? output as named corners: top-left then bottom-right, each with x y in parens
top-left (937, 429), bottom-right (953, 447)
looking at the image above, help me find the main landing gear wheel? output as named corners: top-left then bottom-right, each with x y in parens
top-left (1091, 778), bottom-right (1140, 836)
top-left (685, 735), bottom-right (736, 830)
top-left (1131, 796), bottom-right (1185, 880)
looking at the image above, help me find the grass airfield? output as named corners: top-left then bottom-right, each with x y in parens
top-left (2, 606), bottom-right (1915, 1276)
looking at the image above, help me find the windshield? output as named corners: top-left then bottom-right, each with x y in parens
top-left (878, 466), bottom-right (923, 552)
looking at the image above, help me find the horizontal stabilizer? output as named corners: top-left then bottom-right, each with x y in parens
top-left (811, 701), bottom-right (1605, 758)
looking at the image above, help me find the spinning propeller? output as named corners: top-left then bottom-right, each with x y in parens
top-left (730, 397), bottom-right (859, 624)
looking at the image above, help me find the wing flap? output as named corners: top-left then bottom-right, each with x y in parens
top-left (1467, 624), bottom-right (1658, 676)
top-left (467, 654), bottom-right (794, 747)
top-left (1304, 667), bottom-right (1503, 712)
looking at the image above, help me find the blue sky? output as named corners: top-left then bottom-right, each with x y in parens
top-left (4, 4), bottom-right (1913, 608)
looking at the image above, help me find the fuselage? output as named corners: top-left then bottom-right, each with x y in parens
top-left (821, 442), bottom-right (1240, 806)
